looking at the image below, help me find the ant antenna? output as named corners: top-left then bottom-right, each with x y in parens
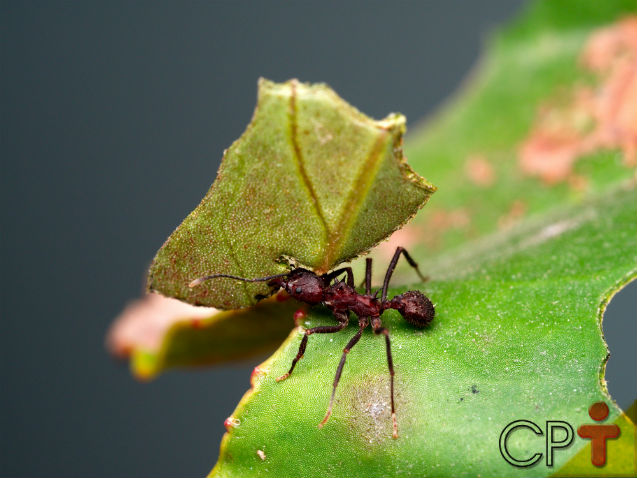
top-left (189, 272), bottom-right (289, 288)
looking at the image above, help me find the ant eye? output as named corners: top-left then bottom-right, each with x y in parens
top-left (295, 287), bottom-right (303, 294)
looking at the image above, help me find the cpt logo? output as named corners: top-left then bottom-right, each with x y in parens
top-left (499, 402), bottom-right (620, 468)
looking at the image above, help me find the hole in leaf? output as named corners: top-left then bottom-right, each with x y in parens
top-left (602, 279), bottom-right (637, 411)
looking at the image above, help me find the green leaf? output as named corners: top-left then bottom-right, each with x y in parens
top-left (210, 183), bottom-right (636, 478)
top-left (148, 79), bottom-right (435, 309)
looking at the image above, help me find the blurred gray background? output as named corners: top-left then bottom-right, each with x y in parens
top-left (2, 2), bottom-right (634, 476)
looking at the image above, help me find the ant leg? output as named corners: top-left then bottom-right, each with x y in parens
top-left (355, 259), bottom-right (373, 292)
top-left (324, 267), bottom-right (354, 287)
top-left (319, 317), bottom-right (369, 428)
top-left (381, 247), bottom-right (427, 301)
top-left (276, 312), bottom-right (349, 382)
top-left (371, 318), bottom-right (398, 439)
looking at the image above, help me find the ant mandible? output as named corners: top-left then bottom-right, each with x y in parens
top-left (189, 247), bottom-right (435, 439)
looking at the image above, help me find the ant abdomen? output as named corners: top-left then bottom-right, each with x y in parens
top-left (390, 290), bottom-right (435, 328)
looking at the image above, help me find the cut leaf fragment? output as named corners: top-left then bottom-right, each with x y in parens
top-left (148, 79), bottom-right (435, 309)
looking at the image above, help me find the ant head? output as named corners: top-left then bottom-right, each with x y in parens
top-left (270, 268), bottom-right (325, 305)
top-left (388, 290), bottom-right (434, 328)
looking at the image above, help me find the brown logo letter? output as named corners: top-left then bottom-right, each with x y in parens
top-left (577, 402), bottom-right (620, 467)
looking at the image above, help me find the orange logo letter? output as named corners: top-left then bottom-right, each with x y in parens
top-left (577, 402), bottom-right (620, 467)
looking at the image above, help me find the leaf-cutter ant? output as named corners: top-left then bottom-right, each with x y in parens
top-left (189, 247), bottom-right (434, 438)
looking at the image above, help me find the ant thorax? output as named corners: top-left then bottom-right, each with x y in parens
top-left (323, 281), bottom-right (382, 318)
top-left (349, 294), bottom-right (382, 319)
top-left (322, 281), bottom-right (354, 309)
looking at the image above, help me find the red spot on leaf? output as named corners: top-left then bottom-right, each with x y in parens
top-left (465, 154), bottom-right (495, 187)
top-left (250, 366), bottom-right (265, 386)
top-left (498, 200), bottom-right (527, 230)
top-left (293, 309), bottom-right (307, 326)
top-left (224, 417), bottom-right (238, 432)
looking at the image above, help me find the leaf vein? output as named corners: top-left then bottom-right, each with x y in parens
top-left (322, 132), bottom-right (388, 270)
top-left (288, 80), bottom-right (331, 248)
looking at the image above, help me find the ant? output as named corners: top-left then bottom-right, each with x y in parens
top-left (189, 247), bottom-right (434, 439)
